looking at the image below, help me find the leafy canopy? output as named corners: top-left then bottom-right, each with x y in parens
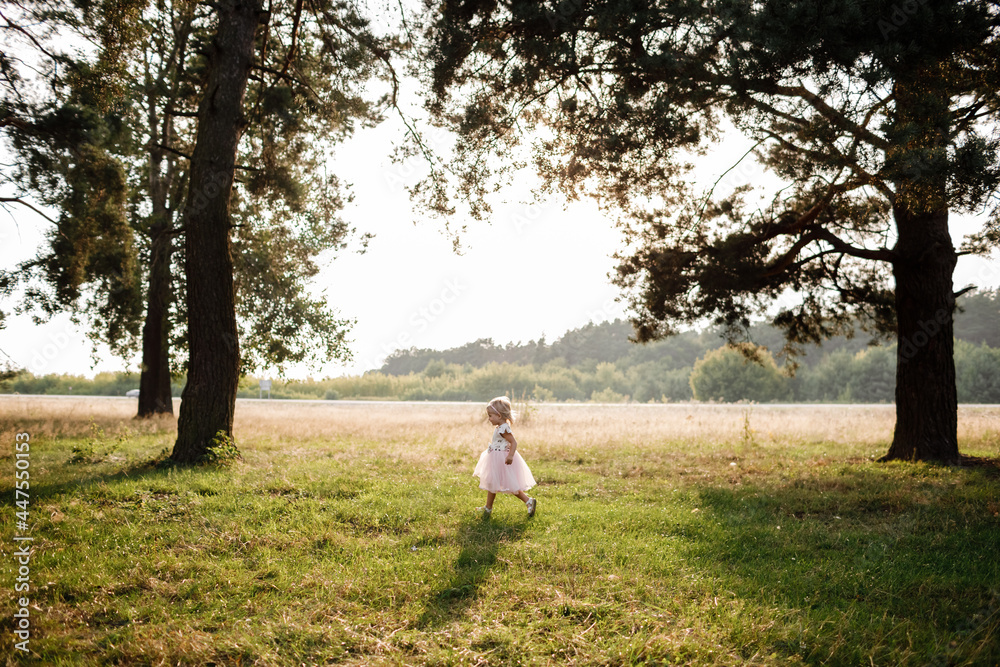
top-left (420, 0), bottom-right (1000, 351)
top-left (3, 0), bottom-right (401, 374)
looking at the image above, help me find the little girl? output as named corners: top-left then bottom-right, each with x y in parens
top-left (473, 396), bottom-right (537, 517)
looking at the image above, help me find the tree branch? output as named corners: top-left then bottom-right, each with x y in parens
top-left (0, 196), bottom-right (57, 224)
top-left (812, 227), bottom-right (895, 263)
top-left (954, 284), bottom-right (977, 299)
top-left (0, 114), bottom-right (29, 130)
top-left (310, 0), bottom-right (400, 109)
top-left (693, 139), bottom-right (765, 223)
top-left (761, 82), bottom-right (890, 151)
top-left (156, 143), bottom-right (192, 160)
top-left (0, 11), bottom-right (79, 73)
top-left (761, 231), bottom-right (823, 278)
top-left (277, 0), bottom-right (304, 83)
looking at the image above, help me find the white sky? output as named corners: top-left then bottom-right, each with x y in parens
top-left (2, 112), bottom-right (999, 379)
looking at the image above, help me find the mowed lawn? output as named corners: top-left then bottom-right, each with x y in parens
top-left (2, 397), bottom-right (999, 666)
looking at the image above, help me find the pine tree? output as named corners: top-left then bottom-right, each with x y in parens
top-left (4, 0), bottom-right (398, 458)
top-left (420, 0), bottom-right (1000, 462)
top-left (170, 0), bottom-right (400, 462)
top-left (1, 0), bottom-right (147, 365)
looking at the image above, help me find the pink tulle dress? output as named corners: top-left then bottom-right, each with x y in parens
top-left (473, 422), bottom-right (536, 493)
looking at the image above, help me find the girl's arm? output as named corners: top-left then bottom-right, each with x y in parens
top-left (502, 432), bottom-right (518, 464)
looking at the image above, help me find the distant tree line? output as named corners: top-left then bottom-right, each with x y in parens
top-left (6, 290), bottom-right (998, 404)
top-left (380, 290), bottom-right (1000, 374)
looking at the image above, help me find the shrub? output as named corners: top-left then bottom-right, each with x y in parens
top-left (956, 341), bottom-right (1000, 403)
top-left (690, 346), bottom-right (788, 402)
top-left (591, 387), bottom-right (629, 403)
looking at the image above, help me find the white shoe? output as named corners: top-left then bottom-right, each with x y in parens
top-left (526, 497), bottom-right (537, 517)
top-left (476, 506), bottom-right (492, 518)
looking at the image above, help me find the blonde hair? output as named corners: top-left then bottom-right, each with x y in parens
top-left (487, 396), bottom-right (515, 424)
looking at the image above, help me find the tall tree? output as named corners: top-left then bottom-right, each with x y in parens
top-left (420, 0), bottom-right (1000, 462)
top-left (170, 0), bottom-right (398, 462)
top-left (129, 0), bottom-right (366, 417)
top-left (5, 0), bottom-right (377, 425)
top-left (169, 0), bottom-right (261, 461)
top-left (132, 0), bottom-right (195, 416)
top-left (1, 0), bottom-right (147, 358)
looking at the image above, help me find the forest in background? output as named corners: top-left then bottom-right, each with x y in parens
top-left (5, 290), bottom-right (1000, 404)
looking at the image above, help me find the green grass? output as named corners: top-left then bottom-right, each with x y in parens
top-left (2, 406), bottom-right (999, 666)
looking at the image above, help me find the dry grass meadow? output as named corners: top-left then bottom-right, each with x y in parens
top-left (2, 396), bottom-right (999, 666)
top-left (6, 395), bottom-right (998, 457)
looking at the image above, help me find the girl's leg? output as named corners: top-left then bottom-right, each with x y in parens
top-left (485, 492), bottom-right (497, 510)
top-left (513, 490), bottom-right (530, 504)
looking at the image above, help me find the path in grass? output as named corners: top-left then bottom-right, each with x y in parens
top-left (1, 399), bottom-right (998, 665)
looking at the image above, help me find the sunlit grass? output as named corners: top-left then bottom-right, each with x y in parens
top-left (1, 397), bottom-right (998, 666)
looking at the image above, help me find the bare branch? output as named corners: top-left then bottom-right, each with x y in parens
top-left (155, 143), bottom-right (192, 160)
top-left (762, 82), bottom-right (891, 151)
top-left (0, 10), bottom-right (79, 73)
top-left (0, 196), bottom-right (57, 224)
top-left (761, 231), bottom-right (823, 278)
top-left (954, 284), bottom-right (977, 298)
top-left (813, 227), bottom-right (895, 263)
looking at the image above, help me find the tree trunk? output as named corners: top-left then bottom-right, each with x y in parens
top-left (171, 0), bottom-right (261, 463)
top-left (137, 224), bottom-right (174, 416)
top-left (882, 68), bottom-right (959, 463)
top-left (137, 93), bottom-right (174, 418)
top-left (883, 204), bottom-right (959, 463)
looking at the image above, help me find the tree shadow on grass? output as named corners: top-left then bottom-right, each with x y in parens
top-left (417, 514), bottom-right (528, 629)
top-left (27, 453), bottom-right (223, 503)
top-left (683, 464), bottom-right (1000, 665)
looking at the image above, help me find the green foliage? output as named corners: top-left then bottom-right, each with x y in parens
top-left (3, 0), bottom-right (399, 379)
top-left (954, 288), bottom-right (1000, 348)
top-left (380, 321), bottom-right (718, 375)
top-left (690, 346), bottom-right (789, 403)
top-left (11, 100), bottom-right (144, 358)
top-left (795, 349), bottom-right (858, 402)
top-left (69, 420), bottom-right (105, 464)
top-left (0, 371), bottom-right (184, 397)
top-left (842, 347), bottom-right (896, 403)
top-left (530, 384), bottom-right (554, 402)
top-left (0, 0), bottom-right (150, 355)
top-left (232, 222), bottom-right (354, 374)
top-left (69, 418), bottom-right (134, 464)
top-left (419, 0), bottom-right (1000, 347)
top-left (955, 340), bottom-right (1000, 404)
top-left (590, 387), bottom-right (628, 403)
top-left (199, 430), bottom-right (241, 466)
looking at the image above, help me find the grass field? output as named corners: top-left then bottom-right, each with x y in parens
top-left (2, 397), bottom-right (999, 666)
